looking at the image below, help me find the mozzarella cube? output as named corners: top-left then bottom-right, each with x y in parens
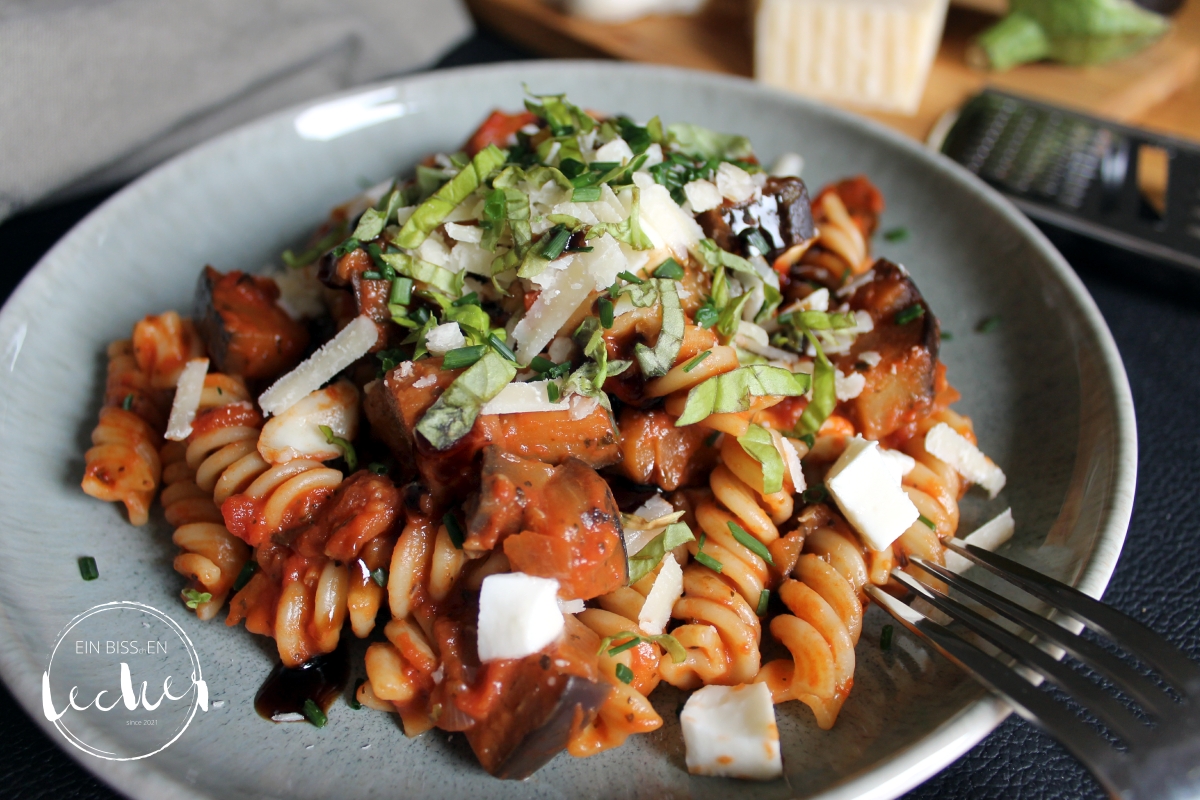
top-left (638, 553), bottom-right (683, 635)
top-left (681, 683), bottom-right (782, 780)
top-left (683, 179), bottom-right (723, 213)
top-left (878, 448), bottom-right (917, 481)
top-left (476, 573), bottom-right (564, 662)
top-left (944, 508), bottom-right (1015, 573)
top-left (425, 322), bottom-right (466, 355)
top-left (826, 436), bottom-right (919, 551)
top-left (924, 422), bottom-right (1007, 498)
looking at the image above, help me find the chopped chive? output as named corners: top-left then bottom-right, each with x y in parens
top-left (368, 462), bottom-right (389, 476)
top-left (598, 297), bottom-right (614, 329)
top-left (883, 227), bottom-right (910, 242)
top-left (365, 243), bottom-right (394, 278)
top-left (941, 330), bottom-right (954, 341)
top-left (530, 356), bottom-right (556, 373)
top-left (451, 292), bottom-right (479, 307)
top-left (653, 258), bottom-right (684, 280)
top-left (559, 158), bottom-right (587, 179)
top-left (693, 303), bottom-right (719, 329)
top-left (442, 345), bottom-right (487, 370)
top-left (546, 382), bottom-right (561, 402)
top-left (302, 699), bottom-right (327, 728)
top-left (695, 533), bottom-right (723, 574)
top-left (682, 350), bottom-right (711, 372)
top-left (608, 636), bottom-right (641, 657)
top-left (918, 514), bottom-right (936, 530)
top-left (330, 237), bottom-right (361, 260)
top-left (976, 315), bottom-right (1001, 334)
top-left (880, 624), bottom-right (894, 651)
top-left (318, 425), bottom-right (357, 471)
top-left (895, 304), bottom-right (925, 325)
top-left (183, 589), bottom-right (212, 609)
top-left (232, 560), bottom-right (258, 592)
top-left (728, 521), bottom-right (774, 566)
top-left (121, 393), bottom-right (133, 411)
top-left (371, 567), bottom-right (388, 587)
top-left (744, 228), bottom-right (772, 257)
top-left (704, 430), bottom-right (721, 448)
top-left (540, 226), bottom-right (572, 260)
top-left (572, 186), bottom-right (602, 202)
top-left (802, 483), bottom-right (828, 504)
top-left (443, 513), bottom-right (465, 549)
top-left (617, 270), bottom-right (644, 285)
top-left (348, 681), bottom-right (364, 710)
top-left (78, 556), bottom-right (98, 581)
top-left (361, 270), bottom-right (383, 280)
top-left (757, 589), bottom-right (770, 616)
top-left (614, 663), bottom-right (634, 684)
top-left (488, 333), bottom-right (517, 362)
top-left (799, 433), bottom-right (815, 448)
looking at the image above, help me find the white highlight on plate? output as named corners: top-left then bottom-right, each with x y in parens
top-left (294, 87), bottom-right (413, 141)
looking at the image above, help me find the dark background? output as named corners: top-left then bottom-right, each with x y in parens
top-left (2, 29), bottom-right (1198, 800)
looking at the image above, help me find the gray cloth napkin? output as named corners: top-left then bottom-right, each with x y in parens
top-left (0, 0), bottom-right (474, 221)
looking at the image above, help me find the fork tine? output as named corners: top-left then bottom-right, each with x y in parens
top-left (949, 542), bottom-right (1200, 694)
top-left (867, 585), bottom-right (1127, 796)
top-left (891, 569), bottom-right (1151, 745)
top-left (913, 555), bottom-right (1179, 718)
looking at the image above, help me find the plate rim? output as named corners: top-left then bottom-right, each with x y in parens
top-left (0, 59), bottom-right (1138, 800)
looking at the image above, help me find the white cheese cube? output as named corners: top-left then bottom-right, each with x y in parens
top-left (259, 315), bottom-right (378, 416)
top-left (878, 447), bottom-right (916, 481)
top-left (681, 683), bottom-right (782, 780)
top-left (424, 322), bottom-right (465, 355)
top-left (476, 573), bottom-right (564, 662)
top-left (716, 162), bottom-right (757, 204)
top-left (755, 0), bottom-right (950, 115)
top-left (925, 422), bottom-right (1007, 498)
top-left (479, 381), bottom-right (570, 416)
top-left (638, 553), bottom-right (683, 635)
top-left (826, 436), bottom-right (919, 550)
top-left (164, 358), bottom-right (209, 441)
top-left (944, 508), bottom-right (1015, 574)
top-left (683, 179), bottom-right (723, 213)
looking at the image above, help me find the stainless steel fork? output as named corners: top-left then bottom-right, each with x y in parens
top-left (866, 542), bottom-right (1200, 800)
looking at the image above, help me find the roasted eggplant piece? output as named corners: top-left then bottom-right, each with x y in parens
top-left (466, 449), bottom-right (628, 600)
top-left (836, 260), bottom-right (939, 439)
top-left (364, 359), bottom-right (620, 504)
top-left (696, 176), bottom-right (815, 262)
top-left (614, 407), bottom-right (719, 491)
top-left (195, 266), bottom-right (309, 380)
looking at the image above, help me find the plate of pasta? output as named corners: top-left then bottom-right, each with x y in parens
top-left (0, 62), bottom-right (1135, 800)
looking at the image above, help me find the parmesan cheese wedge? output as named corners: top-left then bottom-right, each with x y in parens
top-left (165, 358), bottom-right (209, 441)
top-left (944, 508), bottom-right (1015, 574)
top-left (258, 316), bottom-right (378, 416)
top-left (755, 0), bottom-right (950, 115)
top-left (479, 381), bottom-right (570, 416)
top-left (638, 553), bottom-right (683, 635)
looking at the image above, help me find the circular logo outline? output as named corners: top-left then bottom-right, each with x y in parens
top-left (44, 600), bottom-right (206, 761)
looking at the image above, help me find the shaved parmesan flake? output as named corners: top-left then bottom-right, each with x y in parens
top-left (858, 350), bottom-right (882, 367)
top-left (425, 322), bottom-right (465, 354)
top-left (635, 494), bottom-right (676, 521)
top-left (568, 393), bottom-right (599, 420)
top-left (594, 137), bottom-right (634, 163)
top-left (633, 173), bottom-right (703, 261)
top-left (775, 431), bottom-right (806, 493)
top-left (638, 553), bottom-right (683, 635)
top-left (559, 598), bottom-right (586, 614)
top-left (944, 508), bottom-right (1015, 573)
top-left (444, 222), bottom-right (483, 244)
top-left (480, 381), bottom-right (570, 416)
top-left (716, 162), bottom-right (756, 204)
top-left (684, 179), bottom-right (722, 213)
top-left (259, 316), bottom-right (378, 416)
top-left (835, 368), bottom-right (866, 401)
top-left (413, 374), bottom-right (437, 389)
top-left (925, 423), bottom-right (1007, 498)
top-left (165, 358), bottom-right (209, 441)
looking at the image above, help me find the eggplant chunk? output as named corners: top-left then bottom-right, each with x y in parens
top-left (696, 176), bottom-right (815, 261)
top-left (466, 450), bottom-right (628, 600)
top-left (365, 361), bottom-right (620, 504)
top-left (614, 407), bottom-right (718, 491)
top-left (194, 266), bottom-right (309, 381)
top-left (837, 260), bottom-right (939, 440)
top-left (456, 617), bottom-right (609, 779)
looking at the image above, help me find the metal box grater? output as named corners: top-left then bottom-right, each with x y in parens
top-left (932, 89), bottom-right (1200, 274)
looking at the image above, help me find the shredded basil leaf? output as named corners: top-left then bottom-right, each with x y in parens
top-left (380, 252), bottom-right (461, 296)
top-left (396, 145), bottom-right (506, 250)
top-left (634, 279), bottom-right (684, 378)
top-left (627, 522), bottom-right (695, 584)
top-left (675, 365), bottom-right (810, 427)
top-left (371, 568), bottom-right (388, 587)
top-left (736, 424), bottom-right (785, 495)
top-left (653, 258), bottom-right (684, 280)
top-left (667, 123), bottom-right (754, 162)
top-left (797, 331), bottom-right (837, 436)
top-left (416, 350), bottom-right (516, 450)
top-left (318, 425), bottom-right (357, 471)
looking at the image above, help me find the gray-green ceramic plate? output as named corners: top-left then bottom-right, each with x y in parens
top-left (0, 62), bottom-right (1136, 799)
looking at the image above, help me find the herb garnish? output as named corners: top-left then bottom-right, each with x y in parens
top-left (895, 304), bottom-right (925, 325)
top-left (883, 227), bottom-right (910, 242)
top-left (918, 514), bottom-right (936, 530)
top-left (694, 532), bottom-right (724, 574)
top-left (318, 425), bottom-right (357, 471)
top-left (302, 699), bottom-right (327, 728)
top-left (880, 624), bottom-right (894, 651)
top-left (183, 589), bottom-right (212, 609)
top-left (757, 589), bottom-right (770, 617)
top-left (802, 484), bottom-right (828, 504)
top-left (232, 561), bottom-right (257, 592)
top-left (727, 521), bottom-right (775, 566)
top-left (615, 663), bottom-right (635, 684)
top-left (371, 568), bottom-right (388, 587)
top-left (976, 315), bottom-right (1001, 333)
top-left (682, 350), bottom-right (711, 373)
top-left (442, 345), bottom-right (488, 370)
top-left (121, 394), bottom-right (133, 411)
top-left (443, 513), bottom-right (466, 549)
top-left (78, 556), bottom-right (99, 581)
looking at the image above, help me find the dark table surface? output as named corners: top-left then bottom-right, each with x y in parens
top-left (2, 27), bottom-right (1198, 800)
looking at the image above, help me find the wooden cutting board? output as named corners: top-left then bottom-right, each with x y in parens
top-left (465, 0), bottom-right (1200, 143)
